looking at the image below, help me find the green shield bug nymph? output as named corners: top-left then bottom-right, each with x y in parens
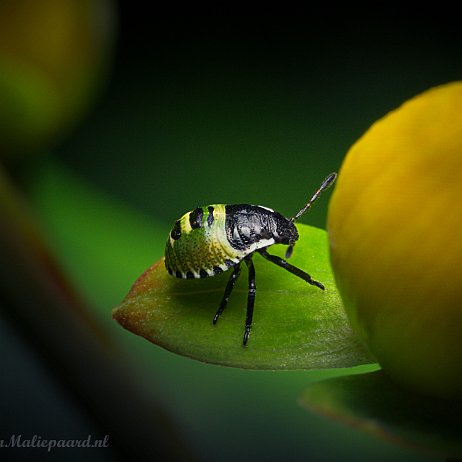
top-left (165, 173), bottom-right (337, 345)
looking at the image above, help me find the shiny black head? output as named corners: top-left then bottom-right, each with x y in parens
top-left (271, 211), bottom-right (299, 246)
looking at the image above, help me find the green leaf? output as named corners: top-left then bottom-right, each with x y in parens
top-left (300, 370), bottom-right (462, 458)
top-left (113, 224), bottom-right (375, 369)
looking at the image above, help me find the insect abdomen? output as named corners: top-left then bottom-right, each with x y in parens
top-left (165, 204), bottom-right (242, 279)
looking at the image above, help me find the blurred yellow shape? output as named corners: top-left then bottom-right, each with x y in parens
top-left (328, 81), bottom-right (462, 399)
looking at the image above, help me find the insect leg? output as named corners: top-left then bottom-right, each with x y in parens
top-left (258, 248), bottom-right (325, 290)
top-left (243, 256), bottom-right (256, 346)
top-left (213, 263), bottom-right (241, 324)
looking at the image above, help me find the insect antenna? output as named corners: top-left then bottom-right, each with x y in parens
top-left (290, 172), bottom-right (337, 222)
top-left (285, 172), bottom-right (337, 259)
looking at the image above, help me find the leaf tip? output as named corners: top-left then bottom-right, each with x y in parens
top-left (125, 258), bottom-right (166, 299)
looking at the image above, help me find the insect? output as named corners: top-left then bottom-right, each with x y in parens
top-left (164, 172), bottom-right (337, 345)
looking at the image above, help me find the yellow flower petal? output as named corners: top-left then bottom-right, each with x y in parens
top-left (328, 82), bottom-right (462, 399)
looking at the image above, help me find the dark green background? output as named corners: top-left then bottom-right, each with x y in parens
top-left (57, 14), bottom-right (462, 227)
top-left (4, 10), bottom-right (462, 462)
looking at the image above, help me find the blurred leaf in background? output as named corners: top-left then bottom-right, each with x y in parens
top-left (0, 1), bottom-right (198, 460)
top-left (300, 371), bottom-right (462, 459)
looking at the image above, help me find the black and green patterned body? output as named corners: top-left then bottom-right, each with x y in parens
top-left (165, 204), bottom-right (297, 278)
top-left (165, 204), bottom-right (240, 279)
top-left (163, 173), bottom-right (337, 345)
